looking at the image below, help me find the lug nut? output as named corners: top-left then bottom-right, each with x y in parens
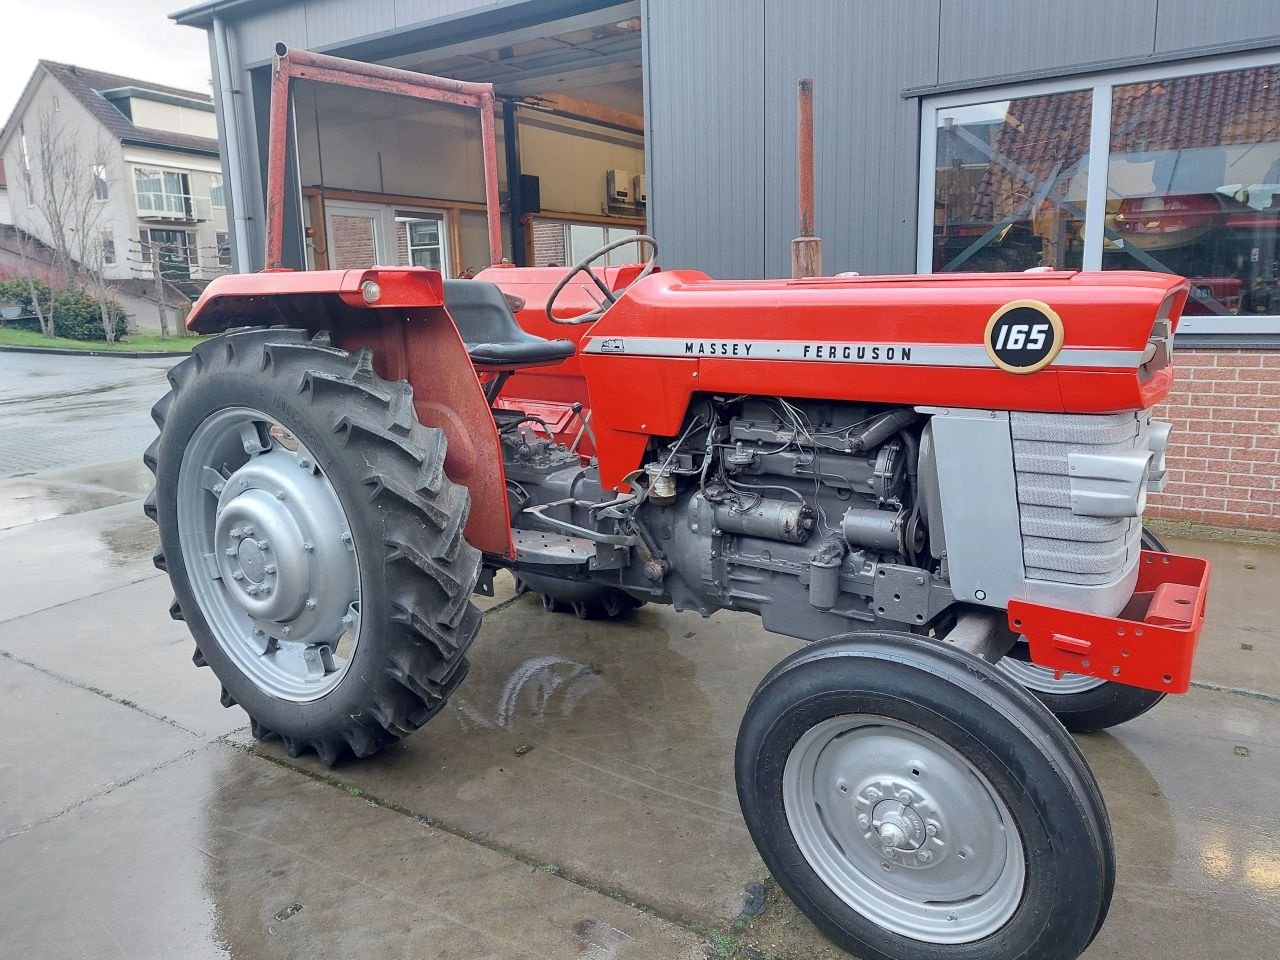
top-left (231, 571), bottom-right (244, 581)
top-left (298, 458), bottom-right (311, 469)
top-left (917, 850), bottom-right (932, 863)
top-left (230, 527), bottom-right (243, 538)
top-left (246, 585), bottom-right (260, 596)
top-left (282, 625), bottom-right (291, 635)
top-left (898, 790), bottom-right (913, 804)
top-left (302, 542), bottom-right (314, 552)
top-left (275, 490), bottom-right (286, 500)
top-left (213, 483), bottom-right (225, 495)
top-left (305, 599), bottom-right (317, 610)
top-left (256, 540), bottom-right (269, 550)
top-left (224, 547), bottom-right (236, 557)
top-left (243, 525), bottom-right (255, 536)
top-left (865, 788), bottom-right (882, 801)
top-left (857, 815), bottom-right (870, 830)
top-left (253, 628), bottom-right (265, 637)
top-left (264, 564), bottom-right (277, 574)
top-left (339, 531), bottom-right (352, 544)
top-left (926, 824), bottom-right (937, 837)
top-left (341, 614), bottom-right (354, 628)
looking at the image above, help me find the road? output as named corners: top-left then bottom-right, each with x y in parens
top-left (0, 349), bottom-right (1278, 960)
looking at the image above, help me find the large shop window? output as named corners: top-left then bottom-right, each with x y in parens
top-left (919, 55), bottom-right (1280, 336)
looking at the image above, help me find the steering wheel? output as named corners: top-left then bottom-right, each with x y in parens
top-left (545, 235), bottom-right (659, 325)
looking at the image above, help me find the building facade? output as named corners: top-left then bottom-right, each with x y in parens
top-left (0, 61), bottom-right (230, 287)
top-left (172, 0), bottom-right (1280, 532)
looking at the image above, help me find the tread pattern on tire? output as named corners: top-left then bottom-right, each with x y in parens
top-left (145, 326), bottom-right (483, 764)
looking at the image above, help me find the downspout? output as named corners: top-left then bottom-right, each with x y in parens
top-left (213, 17), bottom-right (251, 273)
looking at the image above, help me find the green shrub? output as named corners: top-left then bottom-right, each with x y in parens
top-left (0, 277), bottom-right (52, 317)
top-left (50, 287), bottom-right (128, 341)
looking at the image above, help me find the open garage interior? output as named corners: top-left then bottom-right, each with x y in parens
top-left (287, 2), bottom-right (646, 275)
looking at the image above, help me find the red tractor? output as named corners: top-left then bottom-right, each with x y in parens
top-left (145, 50), bottom-right (1210, 960)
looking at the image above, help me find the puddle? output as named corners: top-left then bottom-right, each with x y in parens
top-left (98, 513), bottom-right (160, 566)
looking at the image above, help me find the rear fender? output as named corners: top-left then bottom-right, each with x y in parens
top-left (187, 269), bottom-right (512, 559)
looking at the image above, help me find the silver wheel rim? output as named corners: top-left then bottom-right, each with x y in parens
top-left (997, 655), bottom-right (1107, 695)
top-left (176, 406), bottom-right (361, 702)
top-left (783, 715), bottom-right (1026, 944)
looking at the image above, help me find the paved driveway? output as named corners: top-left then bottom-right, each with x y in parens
top-left (1, 350), bottom-right (1278, 960)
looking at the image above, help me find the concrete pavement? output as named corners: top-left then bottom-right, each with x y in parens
top-left (1, 350), bottom-right (1278, 960)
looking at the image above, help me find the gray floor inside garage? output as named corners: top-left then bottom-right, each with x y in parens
top-left (1, 350), bottom-right (1278, 960)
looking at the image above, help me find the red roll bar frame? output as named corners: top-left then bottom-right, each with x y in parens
top-left (265, 43), bottom-right (504, 270)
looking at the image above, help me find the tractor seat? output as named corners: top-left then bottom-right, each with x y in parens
top-left (442, 279), bottom-right (575, 368)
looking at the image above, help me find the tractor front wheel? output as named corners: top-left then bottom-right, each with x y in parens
top-left (737, 633), bottom-right (1113, 960)
top-left (145, 328), bottom-right (483, 765)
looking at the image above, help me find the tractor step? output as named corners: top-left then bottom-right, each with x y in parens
top-left (511, 528), bottom-right (597, 565)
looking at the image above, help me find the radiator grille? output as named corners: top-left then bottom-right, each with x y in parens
top-left (1010, 412), bottom-right (1148, 585)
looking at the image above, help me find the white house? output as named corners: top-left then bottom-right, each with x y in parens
top-left (0, 61), bottom-right (228, 285)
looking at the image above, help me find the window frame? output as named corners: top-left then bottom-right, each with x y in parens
top-left (92, 164), bottom-right (109, 202)
top-left (209, 173), bottom-right (225, 209)
top-left (917, 49), bottom-right (1280, 337)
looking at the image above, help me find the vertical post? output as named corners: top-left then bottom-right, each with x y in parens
top-left (502, 99), bottom-right (527, 266)
top-left (265, 45), bottom-right (292, 270)
top-left (791, 78), bottom-right (822, 279)
top-left (479, 92), bottom-right (504, 265)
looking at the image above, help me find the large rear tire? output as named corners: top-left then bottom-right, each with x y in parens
top-left (737, 633), bottom-right (1114, 960)
top-left (997, 527), bottom-right (1168, 733)
top-left (145, 328), bottom-right (483, 764)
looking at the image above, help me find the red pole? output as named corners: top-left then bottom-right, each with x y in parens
top-left (265, 52), bottom-right (292, 270)
top-left (791, 78), bottom-right (822, 278)
top-left (478, 92), bottom-right (503, 265)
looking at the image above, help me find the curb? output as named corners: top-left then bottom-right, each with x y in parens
top-left (0, 343), bottom-right (191, 359)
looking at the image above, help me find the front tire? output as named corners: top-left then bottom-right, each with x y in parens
top-left (997, 527), bottom-right (1168, 733)
top-left (737, 633), bottom-right (1113, 960)
top-left (145, 328), bottom-right (483, 765)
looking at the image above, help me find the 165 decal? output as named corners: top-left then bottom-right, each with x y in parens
top-left (984, 299), bottom-right (1064, 374)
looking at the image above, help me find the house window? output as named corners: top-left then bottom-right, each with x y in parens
top-left (396, 212), bottom-right (449, 272)
top-left (100, 229), bottom-right (115, 265)
top-left (215, 231), bottom-right (231, 268)
top-left (210, 174), bottom-right (225, 208)
top-left (134, 167), bottom-right (189, 216)
top-left (92, 164), bottom-right (109, 201)
top-left (141, 228), bottom-right (193, 281)
top-left (19, 125), bottom-right (30, 171)
top-left (919, 53), bottom-right (1280, 336)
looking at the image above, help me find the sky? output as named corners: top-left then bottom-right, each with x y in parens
top-left (2, 0), bottom-right (213, 123)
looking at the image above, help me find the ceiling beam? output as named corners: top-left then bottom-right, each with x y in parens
top-left (518, 92), bottom-right (643, 132)
top-left (378, 2), bottom-right (639, 70)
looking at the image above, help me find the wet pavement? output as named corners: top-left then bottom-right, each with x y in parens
top-left (1, 350), bottom-right (1278, 960)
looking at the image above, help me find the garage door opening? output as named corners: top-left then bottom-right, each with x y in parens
top-left (282, 2), bottom-right (645, 275)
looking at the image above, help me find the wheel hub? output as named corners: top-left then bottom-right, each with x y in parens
top-left (783, 716), bottom-right (1025, 944)
top-left (177, 408), bottom-right (362, 702)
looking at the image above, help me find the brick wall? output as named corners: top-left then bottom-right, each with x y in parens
top-left (1148, 349), bottom-right (1280, 532)
top-left (329, 215), bottom-right (376, 270)
top-left (531, 220), bottom-right (567, 267)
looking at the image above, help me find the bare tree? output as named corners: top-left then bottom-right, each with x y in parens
top-left (12, 229), bottom-right (53, 337)
top-left (26, 109), bottom-right (118, 337)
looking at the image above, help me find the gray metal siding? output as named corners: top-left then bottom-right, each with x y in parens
top-left (1154, 0), bottom-right (1280, 53)
top-left (937, 0), bottom-right (1158, 84)
top-left (214, 0), bottom-right (1280, 276)
top-left (643, 0), bottom-right (766, 279)
top-left (760, 0), bottom-right (939, 278)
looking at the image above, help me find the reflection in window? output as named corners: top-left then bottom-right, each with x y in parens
top-left (934, 91), bottom-right (1091, 272)
top-left (1103, 66), bottom-right (1280, 317)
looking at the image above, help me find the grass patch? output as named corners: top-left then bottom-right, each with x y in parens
top-left (0, 326), bottom-right (205, 352)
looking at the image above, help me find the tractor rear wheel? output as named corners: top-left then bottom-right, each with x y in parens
top-left (996, 526), bottom-right (1168, 732)
top-left (737, 632), bottom-right (1113, 960)
top-left (145, 328), bottom-right (482, 765)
